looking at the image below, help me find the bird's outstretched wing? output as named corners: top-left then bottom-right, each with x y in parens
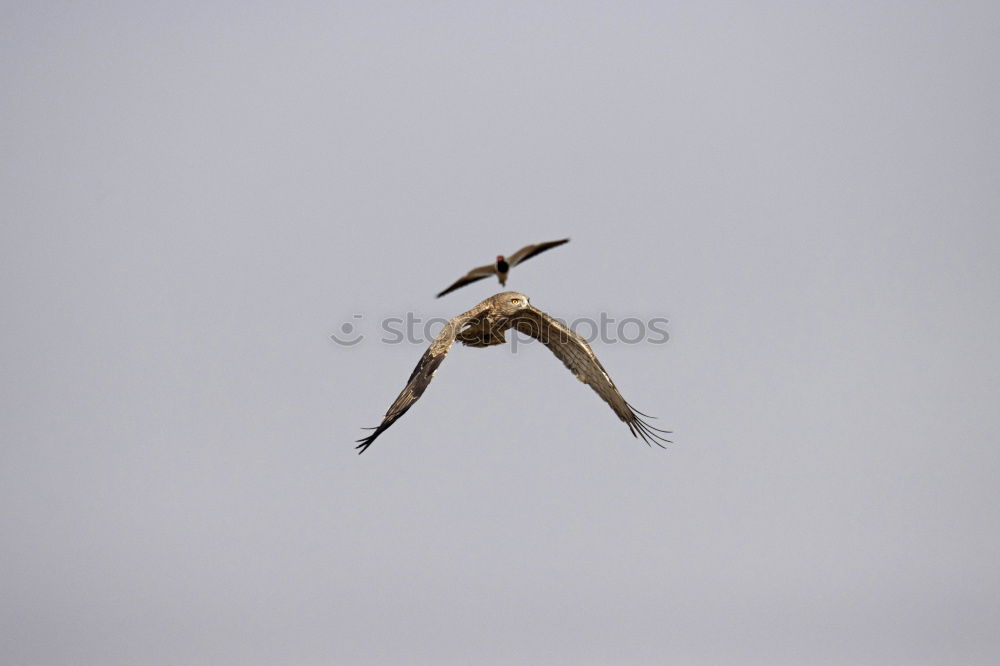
top-left (356, 310), bottom-right (480, 453)
top-left (507, 238), bottom-right (570, 267)
top-left (512, 305), bottom-right (671, 447)
top-left (436, 263), bottom-right (495, 298)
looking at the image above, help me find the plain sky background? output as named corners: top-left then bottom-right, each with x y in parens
top-left (3, 2), bottom-right (999, 664)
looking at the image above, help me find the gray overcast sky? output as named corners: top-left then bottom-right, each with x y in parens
top-left (2, 2), bottom-right (999, 664)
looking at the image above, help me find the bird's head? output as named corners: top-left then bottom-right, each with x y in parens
top-left (494, 291), bottom-right (530, 315)
top-left (496, 255), bottom-right (505, 262)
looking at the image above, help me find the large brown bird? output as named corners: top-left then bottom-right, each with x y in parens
top-left (356, 291), bottom-right (671, 453)
top-left (435, 239), bottom-right (570, 298)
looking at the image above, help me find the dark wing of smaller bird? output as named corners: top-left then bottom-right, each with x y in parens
top-left (512, 305), bottom-right (671, 447)
top-left (436, 264), bottom-right (495, 298)
top-left (356, 313), bottom-right (473, 453)
top-left (507, 238), bottom-right (570, 267)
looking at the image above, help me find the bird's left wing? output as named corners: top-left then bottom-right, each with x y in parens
top-left (356, 309), bottom-right (480, 453)
top-left (512, 305), bottom-right (671, 447)
top-left (507, 238), bottom-right (570, 267)
top-left (436, 264), bottom-right (495, 298)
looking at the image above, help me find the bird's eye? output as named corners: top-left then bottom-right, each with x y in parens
top-left (510, 298), bottom-right (520, 304)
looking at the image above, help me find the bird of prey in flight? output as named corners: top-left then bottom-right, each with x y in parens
top-left (435, 239), bottom-right (570, 298)
top-left (356, 291), bottom-right (670, 453)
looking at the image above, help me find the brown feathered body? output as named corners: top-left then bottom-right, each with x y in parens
top-left (356, 292), bottom-right (671, 453)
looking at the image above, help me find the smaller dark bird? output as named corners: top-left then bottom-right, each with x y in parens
top-left (436, 238), bottom-right (570, 298)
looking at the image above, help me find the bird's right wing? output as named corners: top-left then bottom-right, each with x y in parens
top-left (356, 310), bottom-right (479, 453)
top-left (507, 238), bottom-right (569, 267)
top-left (435, 263), bottom-right (495, 298)
top-left (512, 305), bottom-right (671, 447)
